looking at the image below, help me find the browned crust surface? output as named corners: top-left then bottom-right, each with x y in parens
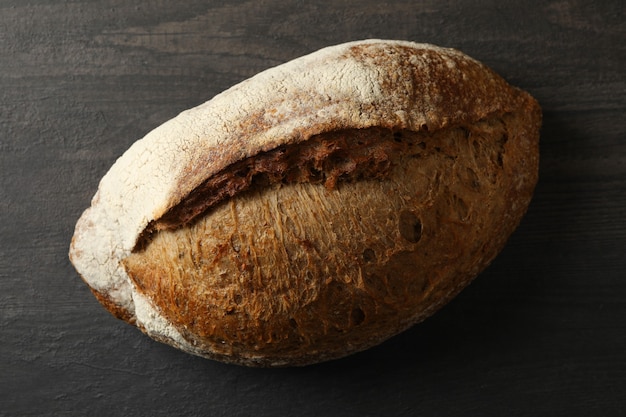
top-left (90, 287), bottom-right (136, 324)
top-left (123, 99), bottom-right (540, 366)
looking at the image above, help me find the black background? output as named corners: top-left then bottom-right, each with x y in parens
top-left (1, 1), bottom-right (625, 416)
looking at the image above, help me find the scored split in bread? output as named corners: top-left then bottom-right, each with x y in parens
top-left (69, 39), bottom-right (541, 366)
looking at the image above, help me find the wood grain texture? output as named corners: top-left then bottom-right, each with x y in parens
top-left (1, 0), bottom-right (625, 415)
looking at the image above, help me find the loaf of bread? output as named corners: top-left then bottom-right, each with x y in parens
top-left (69, 39), bottom-right (540, 366)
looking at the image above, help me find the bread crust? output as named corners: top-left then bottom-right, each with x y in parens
top-left (69, 39), bottom-right (540, 365)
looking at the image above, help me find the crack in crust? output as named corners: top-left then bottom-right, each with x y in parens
top-left (139, 127), bottom-right (419, 244)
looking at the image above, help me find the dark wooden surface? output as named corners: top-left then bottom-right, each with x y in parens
top-left (1, 0), bottom-right (625, 415)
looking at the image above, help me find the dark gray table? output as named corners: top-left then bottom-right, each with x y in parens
top-left (2, 1), bottom-right (625, 416)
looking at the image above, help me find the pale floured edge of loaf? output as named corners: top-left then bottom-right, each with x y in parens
top-left (69, 39), bottom-right (529, 356)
